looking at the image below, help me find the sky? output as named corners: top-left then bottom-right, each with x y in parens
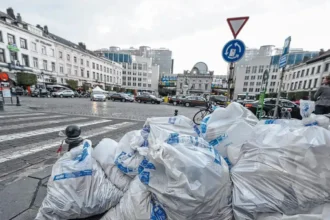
top-left (1, 0), bottom-right (329, 74)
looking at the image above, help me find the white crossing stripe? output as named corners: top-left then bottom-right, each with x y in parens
top-left (1, 115), bottom-right (64, 123)
top-left (0, 117), bottom-right (88, 131)
top-left (0, 121), bottom-right (136, 163)
top-left (0, 119), bottom-right (110, 142)
top-left (0, 113), bottom-right (45, 118)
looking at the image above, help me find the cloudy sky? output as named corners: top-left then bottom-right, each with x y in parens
top-left (1, 0), bottom-right (329, 74)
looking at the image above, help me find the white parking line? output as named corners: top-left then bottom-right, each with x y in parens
top-left (0, 117), bottom-right (87, 131)
top-left (0, 115), bottom-right (64, 124)
top-left (0, 121), bottom-right (136, 163)
top-left (0, 119), bottom-right (110, 142)
top-left (0, 113), bottom-right (45, 118)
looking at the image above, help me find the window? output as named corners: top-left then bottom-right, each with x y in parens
top-left (59, 51), bottom-right (63, 59)
top-left (325, 63), bottom-right (330, 72)
top-left (50, 49), bottom-right (54, 57)
top-left (92, 62), bottom-right (95, 69)
top-left (306, 69), bottom-right (309, 76)
top-left (251, 76), bottom-right (256, 80)
top-left (74, 56), bottom-right (77, 63)
top-left (128, 82), bottom-right (131, 86)
top-left (87, 71), bottom-right (90, 78)
top-left (81, 59), bottom-right (84, 65)
top-left (298, 81), bottom-right (302, 89)
top-left (93, 72), bottom-right (95, 79)
top-left (87, 60), bottom-right (89, 67)
top-left (256, 82), bottom-right (261, 86)
top-left (110, 76), bottom-right (112, 82)
top-left (107, 76), bottom-right (109, 82)
top-left (257, 75), bottom-right (262, 80)
top-left (271, 75), bottom-right (277, 79)
top-left (0, 31), bottom-right (2, 42)
top-left (138, 78), bottom-right (142, 81)
top-left (246, 66), bottom-right (251, 73)
top-left (104, 66), bottom-right (106, 72)
top-left (138, 83), bottom-right (141, 87)
top-left (97, 73), bottom-right (99, 80)
top-left (97, 64), bottom-right (99, 70)
top-left (133, 77), bottom-right (136, 81)
top-left (100, 74), bottom-right (103, 81)
top-left (255, 88), bottom-right (260, 92)
top-left (20, 38), bottom-right (27, 49)
top-left (297, 71), bottom-right (300, 78)
top-left (258, 65), bottom-right (264, 73)
top-left (293, 72), bottom-right (296, 79)
top-left (67, 54), bottom-right (70, 61)
top-left (60, 65), bottom-right (64, 73)
top-left (42, 46), bottom-right (46, 55)
top-left (308, 79), bottom-right (312, 88)
top-left (32, 42), bottom-right (37, 51)
top-left (311, 67), bottom-right (315, 75)
top-left (243, 88), bottom-right (247, 92)
top-left (133, 72), bottom-right (136, 76)
top-left (205, 84), bottom-right (208, 90)
top-left (143, 83), bottom-right (147, 87)
top-left (0, 48), bottom-right (6, 63)
top-left (10, 51), bottom-right (18, 62)
top-left (317, 65), bottom-right (321, 73)
top-left (133, 82), bottom-right (136, 86)
top-left (249, 88), bottom-right (253, 92)
top-left (270, 82), bottom-right (276, 86)
top-left (100, 65), bottom-right (102, 71)
top-left (245, 76), bottom-right (249, 80)
top-left (107, 67), bottom-right (109, 73)
top-left (51, 62), bottom-right (55, 71)
top-left (43, 60), bottom-right (47, 70)
top-left (7, 34), bottom-right (15, 44)
top-left (303, 80), bottom-right (307, 89)
top-left (133, 63), bottom-right (137, 69)
top-left (81, 69), bottom-right (84, 77)
top-left (252, 66), bottom-right (257, 73)
top-left (314, 78), bottom-right (318, 88)
top-left (301, 70), bottom-right (305, 77)
top-left (250, 82), bottom-right (254, 86)
top-left (22, 54), bottom-right (29, 67)
top-left (148, 84), bottom-right (151, 88)
top-left (67, 67), bottom-right (71, 74)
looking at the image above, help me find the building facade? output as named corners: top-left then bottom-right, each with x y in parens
top-left (232, 45), bottom-right (319, 99)
top-left (0, 7), bottom-right (122, 90)
top-left (96, 48), bottom-right (160, 94)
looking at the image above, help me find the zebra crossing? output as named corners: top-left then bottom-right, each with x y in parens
top-left (0, 112), bottom-right (144, 180)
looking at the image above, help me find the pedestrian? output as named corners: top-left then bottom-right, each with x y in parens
top-left (314, 75), bottom-right (330, 114)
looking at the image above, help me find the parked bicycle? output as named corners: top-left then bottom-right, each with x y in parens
top-left (193, 101), bottom-right (216, 125)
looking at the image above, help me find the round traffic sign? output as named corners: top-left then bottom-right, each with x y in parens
top-left (0, 72), bottom-right (9, 82)
top-left (222, 39), bottom-right (246, 63)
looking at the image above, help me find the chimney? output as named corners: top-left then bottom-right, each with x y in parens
top-left (16, 13), bottom-right (22, 22)
top-left (6, 8), bottom-right (15, 19)
top-left (36, 24), bottom-right (43, 31)
top-left (78, 42), bottom-right (86, 50)
top-left (44, 25), bottom-right (49, 34)
top-left (319, 49), bottom-right (325, 56)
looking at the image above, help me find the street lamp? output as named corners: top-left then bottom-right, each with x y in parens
top-left (40, 71), bottom-right (45, 88)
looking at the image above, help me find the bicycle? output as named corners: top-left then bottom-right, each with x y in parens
top-left (193, 101), bottom-right (215, 125)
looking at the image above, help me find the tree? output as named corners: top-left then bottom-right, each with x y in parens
top-left (66, 79), bottom-right (78, 90)
top-left (82, 83), bottom-right (89, 91)
top-left (16, 72), bottom-right (37, 86)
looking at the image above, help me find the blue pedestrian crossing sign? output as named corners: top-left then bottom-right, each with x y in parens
top-left (222, 39), bottom-right (246, 63)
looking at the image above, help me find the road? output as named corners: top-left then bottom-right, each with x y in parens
top-left (0, 97), bottom-right (198, 186)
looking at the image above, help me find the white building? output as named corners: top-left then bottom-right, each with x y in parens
top-left (282, 51), bottom-right (330, 96)
top-left (232, 45), bottom-right (319, 99)
top-left (0, 7), bottom-right (122, 90)
top-left (212, 75), bottom-right (228, 89)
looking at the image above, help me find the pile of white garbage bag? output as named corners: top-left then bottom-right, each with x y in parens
top-left (36, 100), bottom-right (330, 220)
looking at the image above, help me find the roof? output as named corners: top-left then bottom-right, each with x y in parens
top-left (306, 50), bottom-right (330, 64)
top-left (0, 11), bottom-right (12, 20)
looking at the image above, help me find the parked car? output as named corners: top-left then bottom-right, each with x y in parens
top-left (135, 94), bottom-right (162, 104)
top-left (15, 87), bottom-right (24, 96)
top-left (110, 93), bottom-right (134, 102)
top-left (107, 91), bottom-right (117, 100)
top-left (209, 95), bottom-right (228, 107)
top-left (170, 96), bottom-right (187, 106)
top-left (244, 98), bottom-right (302, 119)
top-left (31, 89), bottom-right (50, 98)
top-left (52, 90), bottom-right (75, 98)
top-left (91, 91), bottom-right (106, 102)
top-left (181, 96), bottom-right (207, 107)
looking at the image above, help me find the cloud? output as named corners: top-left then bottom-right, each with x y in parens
top-left (1, 0), bottom-right (329, 74)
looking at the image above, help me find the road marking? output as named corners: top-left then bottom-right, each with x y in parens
top-left (0, 117), bottom-right (88, 131)
top-left (0, 121), bottom-right (137, 163)
top-left (0, 119), bottom-right (110, 142)
top-left (0, 115), bottom-right (64, 124)
top-left (0, 113), bottom-right (46, 118)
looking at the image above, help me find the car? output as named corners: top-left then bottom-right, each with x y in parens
top-left (181, 96), bottom-right (207, 107)
top-left (53, 90), bottom-right (75, 98)
top-left (170, 96), bottom-right (187, 106)
top-left (110, 93), bottom-right (134, 102)
top-left (135, 94), bottom-right (162, 104)
top-left (209, 95), bottom-right (228, 107)
top-left (91, 91), bottom-right (106, 102)
top-left (244, 98), bottom-right (302, 119)
top-left (107, 91), bottom-right (117, 100)
top-left (31, 89), bottom-right (50, 98)
top-left (15, 87), bottom-right (24, 96)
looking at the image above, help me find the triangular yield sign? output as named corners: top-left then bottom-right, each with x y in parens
top-left (227, 17), bottom-right (249, 39)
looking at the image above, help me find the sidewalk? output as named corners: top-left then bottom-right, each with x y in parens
top-left (0, 165), bottom-right (104, 220)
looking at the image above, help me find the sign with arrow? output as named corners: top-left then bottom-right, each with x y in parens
top-left (227, 17), bottom-right (249, 39)
top-left (222, 39), bottom-right (246, 63)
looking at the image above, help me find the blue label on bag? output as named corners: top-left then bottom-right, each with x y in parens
top-left (168, 117), bottom-right (177, 124)
top-left (193, 125), bottom-right (201, 136)
top-left (150, 195), bottom-right (167, 220)
top-left (138, 157), bottom-right (156, 185)
top-left (74, 141), bottom-right (90, 162)
top-left (115, 151), bottom-right (138, 174)
top-left (54, 169), bottom-right (93, 181)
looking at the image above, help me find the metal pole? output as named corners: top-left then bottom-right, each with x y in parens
top-left (273, 67), bottom-right (285, 117)
top-left (227, 63), bottom-right (234, 101)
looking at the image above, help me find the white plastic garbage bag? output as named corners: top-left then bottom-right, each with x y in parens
top-left (139, 130), bottom-right (233, 220)
top-left (200, 102), bottom-right (258, 166)
top-left (231, 124), bottom-right (330, 220)
top-left (36, 140), bottom-right (124, 220)
top-left (92, 138), bottom-right (132, 192)
top-left (101, 177), bottom-right (167, 220)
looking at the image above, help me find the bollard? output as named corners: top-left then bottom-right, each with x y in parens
top-left (16, 96), bottom-right (21, 106)
top-left (65, 125), bottom-right (83, 151)
top-left (174, 109), bottom-right (178, 116)
top-left (0, 100), bottom-right (3, 111)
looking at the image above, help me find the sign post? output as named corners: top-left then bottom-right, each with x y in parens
top-left (256, 69), bottom-right (269, 119)
top-left (223, 16), bottom-right (249, 101)
top-left (273, 36), bottom-right (291, 118)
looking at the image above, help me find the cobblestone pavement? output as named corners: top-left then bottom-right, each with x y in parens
top-left (16, 96), bottom-right (199, 121)
top-left (0, 98), bottom-right (200, 220)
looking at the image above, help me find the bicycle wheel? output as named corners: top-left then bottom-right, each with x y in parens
top-left (193, 109), bottom-right (211, 125)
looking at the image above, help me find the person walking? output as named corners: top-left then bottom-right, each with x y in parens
top-left (314, 75), bottom-right (330, 114)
